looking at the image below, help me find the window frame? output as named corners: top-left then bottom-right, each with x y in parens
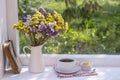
top-left (6, 0), bottom-right (19, 56)
top-left (6, 0), bottom-right (120, 67)
top-left (0, 0), bottom-right (8, 78)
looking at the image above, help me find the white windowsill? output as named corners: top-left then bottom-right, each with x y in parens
top-left (3, 66), bottom-right (120, 80)
top-left (0, 68), bottom-right (4, 80)
top-left (19, 54), bottom-right (120, 67)
top-left (2, 54), bottom-right (120, 80)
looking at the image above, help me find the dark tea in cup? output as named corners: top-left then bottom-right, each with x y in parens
top-left (59, 58), bottom-right (74, 62)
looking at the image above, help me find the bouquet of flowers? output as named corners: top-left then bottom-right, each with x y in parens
top-left (13, 8), bottom-right (68, 46)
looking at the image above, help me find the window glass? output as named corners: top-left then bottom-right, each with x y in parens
top-left (18, 0), bottom-right (120, 54)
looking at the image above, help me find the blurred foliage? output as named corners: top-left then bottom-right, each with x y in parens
top-left (18, 0), bottom-right (32, 19)
top-left (64, 0), bottom-right (77, 8)
top-left (18, 0), bottom-right (120, 54)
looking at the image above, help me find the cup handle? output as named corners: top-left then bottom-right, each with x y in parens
top-left (23, 46), bottom-right (31, 59)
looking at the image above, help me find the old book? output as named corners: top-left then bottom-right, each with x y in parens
top-left (3, 40), bottom-right (22, 74)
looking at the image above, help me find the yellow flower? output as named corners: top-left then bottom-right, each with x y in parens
top-left (13, 20), bottom-right (26, 31)
top-left (33, 11), bottom-right (42, 18)
top-left (64, 22), bottom-right (69, 32)
top-left (31, 11), bottom-right (46, 26)
top-left (53, 11), bottom-right (59, 18)
top-left (46, 13), bottom-right (54, 22)
top-left (55, 24), bottom-right (62, 31)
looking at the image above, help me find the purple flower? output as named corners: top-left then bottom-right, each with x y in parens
top-left (46, 29), bottom-right (52, 34)
top-left (21, 16), bottom-right (27, 22)
top-left (44, 8), bottom-right (54, 15)
top-left (41, 23), bottom-right (47, 31)
top-left (33, 28), bottom-right (38, 32)
top-left (41, 24), bottom-right (51, 34)
top-left (40, 23), bottom-right (58, 36)
top-left (39, 8), bottom-right (43, 12)
top-left (44, 11), bottom-right (47, 18)
top-left (51, 31), bottom-right (58, 36)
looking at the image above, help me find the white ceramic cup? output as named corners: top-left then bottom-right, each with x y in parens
top-left (57, 58), bottom-right (77, 71)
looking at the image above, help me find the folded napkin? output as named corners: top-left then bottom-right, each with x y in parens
top-left (54, 66), bottom-right (98, 78)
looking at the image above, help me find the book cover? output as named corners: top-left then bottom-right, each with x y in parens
top-left (3, 40), bottom-right (22, 74)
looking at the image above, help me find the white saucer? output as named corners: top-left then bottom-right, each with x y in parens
top-left (55, 65), bottom-right (81, 74)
